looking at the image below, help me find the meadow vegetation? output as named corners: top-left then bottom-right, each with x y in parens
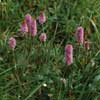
top-left (0, 0), bottom-right (100, 100)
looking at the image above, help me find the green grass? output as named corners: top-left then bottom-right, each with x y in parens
top-left (0, 0), bottom-right (100, 100)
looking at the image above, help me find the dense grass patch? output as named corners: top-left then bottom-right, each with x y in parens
top-left (0, 0), bottom-right (100, 100)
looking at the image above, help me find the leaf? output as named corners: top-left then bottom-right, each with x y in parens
top-left (24, 83), bottom-right (43, 100)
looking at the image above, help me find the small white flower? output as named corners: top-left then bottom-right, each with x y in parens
top-left (43, 83), bottom-right (47, 87)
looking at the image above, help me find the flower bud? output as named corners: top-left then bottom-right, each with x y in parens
top-left (39, 33), bottom-right (47, 42)
top-left (21, 20), bottom-right (28, 33)
top-left (8, 37), bottom-right (16, 50)
top-left (39, 11), bottom-right (46, 24)
top-left (85, 40), bottom-right (90, 50)
top-left (31, 19), bottom-right (37, 37)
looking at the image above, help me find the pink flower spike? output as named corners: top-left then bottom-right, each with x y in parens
top-left (8, 37), bottom-right (16, 50)
top-left (85, 40), bottom-right (90, 50)
top-left (31, 19), bottom-right (37, 37)
top-left (39, 33), bottom-right (47, 42)
top-left (65, 44), bottom-right (73, 66)
top-left (25, 14), bottom-right (32, 32)
top-left (77, 26), bottom-right (84, 45)
top-left (39, 11), bottom-right (46, 24)
top-left (21, 20), bottom-right (28, 33)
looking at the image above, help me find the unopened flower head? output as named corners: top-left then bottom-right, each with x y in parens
top-left (31, 19), bottom-right (37, 37)
top-left (85, 40), bottom-right (90, 50)
top-left (77, 26), bottom-right (84, 44)
top-left (65, 44), bottom-right (73, 66)
top-left (21, 20), bottom-right (28, 33)
top-left (39, 33), bottom-right (47, 42)
top-left (25, 14), bottom-right (32, 32)
top-left (39, 11), bottom-right (46, 24)
top-left (8, 37), bottom-right (16, 50)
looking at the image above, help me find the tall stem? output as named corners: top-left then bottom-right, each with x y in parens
top-left (12, 50), bottom-right (24, 94)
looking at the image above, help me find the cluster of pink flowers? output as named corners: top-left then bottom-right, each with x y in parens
top-left (76, 26), bottom-right (90, 50)
top-left (21, 11), bottom-right (47, 40)
top-left (24, 14), bottom-right (37, 37)
top-left (8, 11), bottom-right (47, 50)
top-left (38, 11), bottom-right (47, 42)
top-left (65, 26), bottom-right (90, 66)
top-left (8, 12), bottom-right (90, 67)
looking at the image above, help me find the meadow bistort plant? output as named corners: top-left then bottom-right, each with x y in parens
top-left (31, 19), bottom-right (37, 37)
top-left (77, 26), bottom-right (84, 45)
top-left (85, 40), bottom-right (90, 50)
top-left (21, 20), bottom-right (28, 33)
top-left (39, 11), bottom-right (46, 24)
top-left (8, 37), bottom-right (16, 50)
top-left (25, 14), bottom-right (32, 32)
top-left (39, 33), bottom-right (47, 42)
top-left (65, 44), bottom-right (73, 66)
